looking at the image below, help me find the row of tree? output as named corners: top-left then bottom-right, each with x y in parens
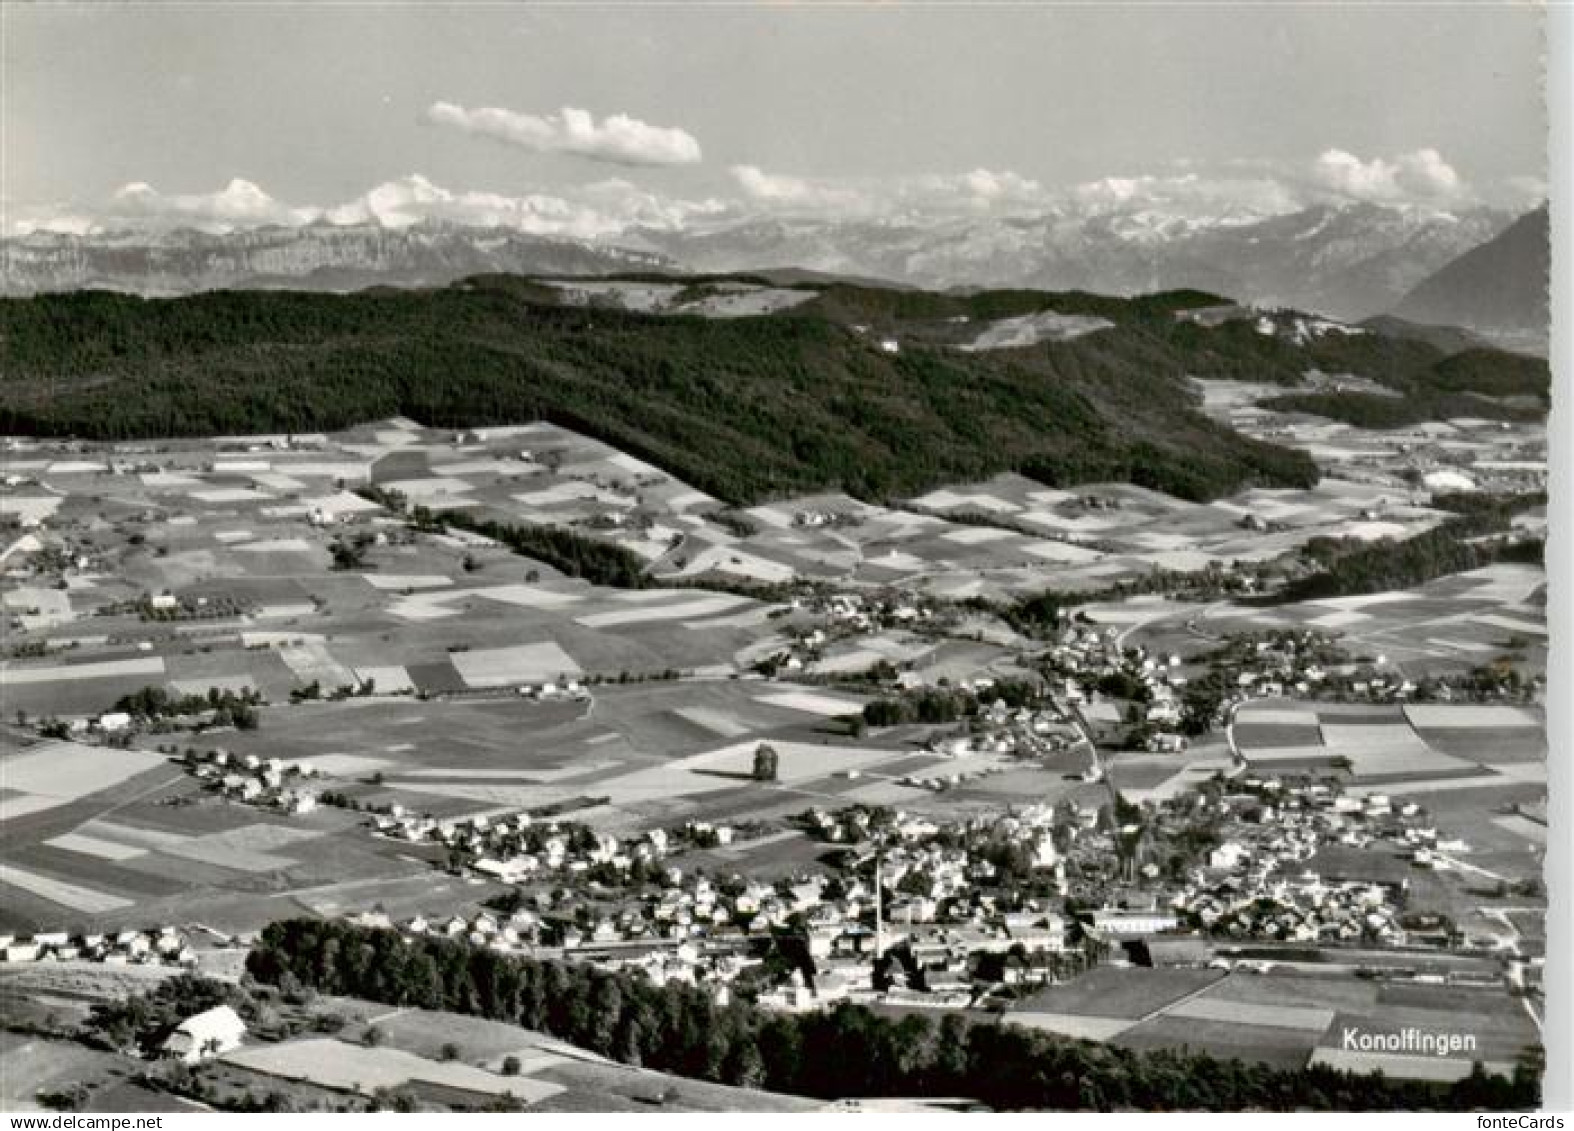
top-left (246, 918), bottom-right (1539, 1111)
top-left (437, 511), bottom-right (652, 589)
top-left (112, 684), bottom-right (262, 730)
top-left (1276, 529), bottom-right (1543, 604)
top-left (862, 677), bottom-right (1042, 727)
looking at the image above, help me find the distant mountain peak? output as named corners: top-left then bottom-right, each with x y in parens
top-left (1391, 204), bottom-right (1549, 353)
top-left (1, 199), bottom-right (1515, 322)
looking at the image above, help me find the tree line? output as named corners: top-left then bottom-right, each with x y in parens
top-left (862, 677), bottom-right (1042, 727)
top-left (437, 511), bottom-right (652, 589)
top-left (246, 918), bottom-right (1538, 1111)
top-left (1273, 494), bottom-right (1545, 604)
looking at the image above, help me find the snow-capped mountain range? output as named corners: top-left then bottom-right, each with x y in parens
top-left (1, 199), bottom-right (1521, 325)
top-left (630, 201), bottom-right (1515, 321)
top-left (0, 223), bottom-right (672, 298)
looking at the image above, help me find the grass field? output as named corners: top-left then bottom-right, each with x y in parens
top-left (1, 741), bottom-right (169, 818)
top-left (0, 1032), bottom-right (133, 1111)
top-left (1, 416), bottom-right (1547, 1092)
top-left (297, 998), bottom-right (814, 1112)
top-left (1233, 698), bottom-right (1546, 805)
top-left (0, 748), bottom-right (485, 936)
top-left (1011, 967), bottom-right (1223, 1021)
top-left (1114, 1015), bottom-right (1317, 1071)
top-left (223, 1038), bottom-right (565, 1104)
top-left (1090, 965), bottom-right (1542, 1079)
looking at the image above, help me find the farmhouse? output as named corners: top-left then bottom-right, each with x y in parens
top-left (162, 1004), bottom-right (247, 1062)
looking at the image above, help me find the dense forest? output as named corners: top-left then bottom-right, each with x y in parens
top-left (1273, 493), bottom-right (1545, 603)
top-left (1258, 389), bottom-right (1545, 429)
top-left (1256, 338), bottom-right (1549, 427)
top-left (5, 277), bottom-right (1540, 506)
top-left (246, 919), bottom-right (1539, 1111)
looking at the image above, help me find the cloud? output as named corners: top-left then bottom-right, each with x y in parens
top-left (109, 178), bottom-right (320, 230)
top-left (1072, 173), bottom-right (1299, 220)
top-left (730, 165), bottom-right (1048, 218)
top-left (7, 148), bottom-right (1529, 242)
top-left (326, 174), bottom-right (722, 238)
top-left (579, 178), bottom-right (728, 230)
top-left (1495, 175), bottom-right (1548, 209)
top-left (1311, 148), bottom-right (1466, 204)
top-left (960, 168), bottom-right (1044, 206)
top-left (1395, 148), bottom-right (1463, 197)
top-left (426, 101), bottom-right (701, 167)
top-left (729, 165), bottom-right (862, 210)
top-left (6, 208), bottom-right (99, 237)
top-left (3, 174), bottom-right (725, 240)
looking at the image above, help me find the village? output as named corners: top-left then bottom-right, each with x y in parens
top-left (0, 410), bottom-right (1548, 1096)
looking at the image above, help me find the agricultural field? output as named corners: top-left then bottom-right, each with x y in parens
top-left (1166, 563), bottom-right (1548, 684)
top-left (1103, 740), bottom-right (1237, 805)
top-left (224, 1037), bottom-right (567, 1105)
top-left (905, 471), bottom-right (1454, 591)
top-left (0, 402), bottom-right (1548, 1106)
top-left (0, 723), bottom-right (497, 936)
top-left (0, 1030), bottom-right (180, 1112)
top-left (298, 999), bottom-right (816, 1112)
top-left (1192, 380), bottom-right (1548, 499)
top-left (0, 412), bottom-right (1463, 616)
top-left (1014, 965), bottom-right (1541, 1082)
top-left (1012, 966), bottom-right (1225, 1024)
top-left (1, 421), bottom-right (802, 719)
top-left (179, 676), bottom-right (957, 837)
top-left (1232, 699), bottom-right (1546, 795)
top-left (0, 969), bottom-right (813, 1113)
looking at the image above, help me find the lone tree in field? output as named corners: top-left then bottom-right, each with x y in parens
top-left (751, 743), bottom-right (779, 783)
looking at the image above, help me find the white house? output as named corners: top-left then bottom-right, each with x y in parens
top-left (162, 1005), bottom-right (247, 1062)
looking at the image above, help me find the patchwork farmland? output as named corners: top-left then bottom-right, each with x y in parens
top-left (0, 400), bottom-right (1547, 1105)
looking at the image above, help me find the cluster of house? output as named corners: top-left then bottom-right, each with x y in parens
top-left (924, 688), bottom-right (1087, 764)
top-left (350, 857), bottom-right (1080, 1013)
top-left (1167, 779), bottom-right (1431, 944)
top-left (785, 807), bottom-right (1115, 1000)
top-left (1202, 629), bottom-right (1492, 707)
top-left (370, 808), bottom-right (674, 882)
top-left (190, 749), bottom-right (319, 813)
top-left (1045, 626), bottom-right (1195, 752)
top-left (324, 794), bottom-right (1120, 1010)
top-left (1314, 668), bottom-right (1432, 704)
top-left (791, 509), bottom-right (845, 529)
top-left (1, 926), bottom-right (196, 967)
top-left (762, 592), bottom-right (934, 674)
top-left (592, 871), bottom-right (1080, 1010)
top-left (809, 591), bottom-right (932, 630)
top-left (325, 766), bottom-right (1475, 1014)
top-left (1181, 871), bottom-right (1403, 944)
top-left (1205, 630), bottom-right (1340, 695)
top-left (794, 774), bottom-right (1435, 961)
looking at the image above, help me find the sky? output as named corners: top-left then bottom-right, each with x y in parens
top-left (1, 2), bottom-right (1550, 237)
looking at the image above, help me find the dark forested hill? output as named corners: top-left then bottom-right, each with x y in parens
top-left (1392, 205), bottom-right (1550, 350)
top-left (0, 276), bottom-right (1546, 505)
